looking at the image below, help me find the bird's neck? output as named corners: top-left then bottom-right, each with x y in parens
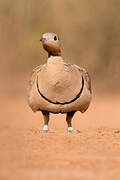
top-left (47, 55), bottom-right (64, 63)
top-left (48, 51), bottom-right (61, 58)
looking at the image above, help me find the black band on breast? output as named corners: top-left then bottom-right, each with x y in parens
top-left (36, 76), bottom-right (84, 105)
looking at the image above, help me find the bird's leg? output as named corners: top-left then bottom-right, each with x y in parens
top-left (66, 111), bottom-right (80, 133)
top-left (39, 110), bottom-right (50, 133)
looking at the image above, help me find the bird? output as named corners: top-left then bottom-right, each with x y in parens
top-left (27, 32), bottom-right (92, 133)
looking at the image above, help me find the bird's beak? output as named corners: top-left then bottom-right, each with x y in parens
top-left (40, 37), bottom-right (46, 42)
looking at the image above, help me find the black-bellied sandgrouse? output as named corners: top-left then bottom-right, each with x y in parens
top-left (27, 33), bottom-right (92, 133)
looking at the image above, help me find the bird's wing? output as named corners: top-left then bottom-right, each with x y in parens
top-left (63, 62), bottom-right (73, 72)
top-left (27, 65), bottom-right (43, 97)
top-left (73, 64), bottom-right (92, 93)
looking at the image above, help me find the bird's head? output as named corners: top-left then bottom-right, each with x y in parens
top-left (40, 33), bottom-right (61, 57)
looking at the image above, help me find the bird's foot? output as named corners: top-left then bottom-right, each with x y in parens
top-left (67, 127), bottom-right (81, 133)
top-left (37, 129), bottom-right (51, 133)
top-left (37, 125), bottom-right (50, 133)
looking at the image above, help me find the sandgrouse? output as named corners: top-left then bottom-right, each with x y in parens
top-left (27, 33), bottom-right (92, 133)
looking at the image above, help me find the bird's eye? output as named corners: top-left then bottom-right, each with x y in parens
top-left (54, 36), bottom-right (57, 41)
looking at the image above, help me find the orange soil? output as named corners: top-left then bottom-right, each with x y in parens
top-left (0, 95), bottom-right (120, 180)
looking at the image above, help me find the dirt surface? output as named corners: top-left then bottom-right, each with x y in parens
top-left (0, 94), bottom-right (120, 180)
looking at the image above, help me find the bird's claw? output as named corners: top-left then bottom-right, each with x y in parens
top-left (67, 129), bottom-right (81, 133)
top-left (37, 129), bottom-right (51, 133)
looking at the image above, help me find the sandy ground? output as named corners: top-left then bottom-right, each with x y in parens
top-left (0, 94), bottom-right (120, 180)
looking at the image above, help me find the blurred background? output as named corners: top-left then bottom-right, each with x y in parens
top-left (1, 0), bottom-right (120, 98)
top-left (1, 1), bottom-right (120, 179)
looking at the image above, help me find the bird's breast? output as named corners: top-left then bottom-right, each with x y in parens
top-left (37, 61), bottom-right (83, 103)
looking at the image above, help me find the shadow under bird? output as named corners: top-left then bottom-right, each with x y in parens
top-left (27, 33), bottom-right (92, 133)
